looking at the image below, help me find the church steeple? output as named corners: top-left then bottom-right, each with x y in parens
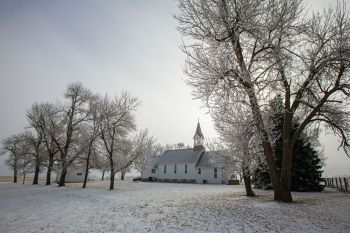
top-left (193, 121), bottom-right (204, 151)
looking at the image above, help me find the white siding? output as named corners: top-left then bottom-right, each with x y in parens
top-left (55, 168), bottom-right (85, 183)
top-left (155, 163), bottom-right (226, 184)
top-left (196, 167), bottom-right (224, 184)
top-left (141, 163), bottom-right (154, 180)
top-left (157, 163), bottom-right (197, 181)
top-left (141, 159), bottom-right (229, 184)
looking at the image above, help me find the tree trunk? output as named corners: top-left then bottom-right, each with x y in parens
top-left (228, 27), bottom-right (292, 202)
top-left (121, 170), bottom-right (126, 180)
top-left (243, 175), bottom-right (255, 197)
top-left (22, 173), bottom-right (26, 185)
top-left (46, 157), bottom-right (54, 185)
top-left (262, 142), bottom-right (287, 201)
top-left (46, 166), bottom-right (52, 185)
top-left (102, 170), bottom-right (105, 180)
top-left (109, 169), bottom-right (115, 190)
top-left (33, 159), bottom-right (40, 185)
top-left (13, 167), bottom-right (17, 183)
top-left (242, 157), bottom-right (255, 197)
top-left (245, 86), bottom-right (287, 201)
top-left (58, 166), bottom-right (68, 187)
top-left (83, 159), bottom-right (90, 188)
top-left (280, 143), bottom-right (293, 202)
top-left (83, 141), bottom-right (93, 188)
top-left (280, 113), bottom-right (293, 202)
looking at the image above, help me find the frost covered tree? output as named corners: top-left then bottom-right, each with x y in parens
top-left (22, 131), bottom-right (43, 185)
top-left (16, 141), bottom-right (33, 185)
top-left (50, 82), bottom-right (92, 187)
top-left (133, 131), bottom-right (163, 174)
top-left (176, 0), bottom-right (350, 202)
top-left (211, 103), bottom-right (263, 196)
top-left (93, 154), bottom-right (109, 180)
top-left (1, 131), bottom-right (37, 184)
top-left (105, 129), bottom-right (152, 182)
top-left (98, 92), bottom-right (141, 190)
top-left (79, 95), bottom-right (101, 188)
top-left (1, 133), bottom-right (27, 183)
top-left (27, 102), bottom-right (59, 185)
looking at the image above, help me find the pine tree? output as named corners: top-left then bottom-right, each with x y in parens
top-left (252, 96), bottom-right (324, 191)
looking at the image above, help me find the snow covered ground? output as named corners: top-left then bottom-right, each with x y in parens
top-left (0, 181), bottom-right (349, 233)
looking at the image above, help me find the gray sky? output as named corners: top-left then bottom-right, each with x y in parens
top-left (0, 0), bottom-right (349, 176)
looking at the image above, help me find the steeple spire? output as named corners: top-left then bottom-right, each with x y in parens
top-left (193, 121), bottom-right (204, 151)
top-left (194, 122), bottom-right (204, 138)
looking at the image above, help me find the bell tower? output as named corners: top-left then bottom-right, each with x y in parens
top-left (193, 121), bottom-right (204, 151)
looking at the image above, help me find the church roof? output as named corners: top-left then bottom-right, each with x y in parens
top-left (153, 148), bottom-right (214, 168)
top-left (157, 148), bottom-right (202, 164)
top-left (147, 156), bottom-right (161, 168)
top-left (193, 122), bottom-right (204, 138)
top-left (196, 151), bottom-right (214, 167)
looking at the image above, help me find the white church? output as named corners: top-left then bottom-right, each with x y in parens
top-left (141, 122), bottom-right (228, 184)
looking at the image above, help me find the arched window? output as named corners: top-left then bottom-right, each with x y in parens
top-left (198, 168), bottom-right (201, 174)
top-left (185, 164), bottom-right (188, 174)
top-left (174, 164), bottom-right (177, 174)
top-left (214, 168), bottom-right (217, 179)
top-left (164, 165), bottom-right (167, 174)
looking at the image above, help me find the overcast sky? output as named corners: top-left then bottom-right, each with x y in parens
top-left (0, 0), bottom-right (349, 177)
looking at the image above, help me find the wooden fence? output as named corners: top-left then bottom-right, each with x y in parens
top-left (325, 177), bottom-right (350, 192)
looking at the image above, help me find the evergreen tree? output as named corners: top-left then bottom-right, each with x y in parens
top-left (253, 96), bottom-right (324, 191)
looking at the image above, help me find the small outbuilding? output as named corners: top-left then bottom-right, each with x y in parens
top-left (56, 167), bottom-right (86, 183)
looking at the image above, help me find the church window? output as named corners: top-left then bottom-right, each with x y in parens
top-left (185, 164), bottom-right (187, 174)
top-left (151, 169), bottom-right (156, 174)
top-left (198, 168), bottom-right (201, 174)
top-left (174, 164), bottom-right (177, 174)
top-left (214, 168), bottom-right (217, 179)
top-left (164, 165), bottom-right (167, 174)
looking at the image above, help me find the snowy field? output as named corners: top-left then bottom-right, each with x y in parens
top-left (0, 181), bottom-right (349, 233)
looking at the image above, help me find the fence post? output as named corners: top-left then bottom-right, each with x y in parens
top-left (339, 178), bottom-right (343, 190)
top-left (344, 178), bottom-right (348, 191)
top-left (336, 178), bottom-right (338, 189)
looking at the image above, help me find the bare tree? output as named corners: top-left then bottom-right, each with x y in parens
top-left (92, 153), bottom-right (109, 180)
top-left (98, 92), bottom-right (141, 190)
top-left (213, 105), bottom-right (262, 196)
top-left (175, 142), bottom-right (185, 149)
top-left (1, 132), bottom-right (38, 184)
top-left (27, 103), bottom-right (59, 185)
top-left (51, 82), bottom-right (92, 187)
top-left (133, 130), bottom-right (162, 174)
top-left (27, 102), bottom-right (59, 185)
top-left (23, 131), bottom-right (43, 185)
top-left (1, 133), bottom-right (27, 183)
top-left (16, 142), bottom-right (33, 185)
top-left (79, 95), bottom-right (101, 188)
top-left (176, 0), bottom-right (350, 202)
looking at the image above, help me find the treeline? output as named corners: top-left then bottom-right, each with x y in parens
top-left (0, 82), bottom-right (162, 190)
